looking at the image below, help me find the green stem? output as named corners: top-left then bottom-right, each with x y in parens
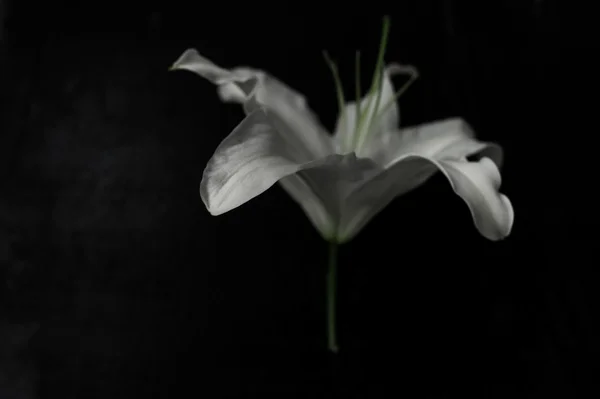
top-left (327, 240), bottom-right (339, 353)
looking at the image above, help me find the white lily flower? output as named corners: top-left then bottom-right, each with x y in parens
top-left (170, 45), bottom-right (513, 243)
top-left (171, 17), bottom-right (513, 354)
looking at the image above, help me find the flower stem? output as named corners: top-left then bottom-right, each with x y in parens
top-left (327, 240), bottom-right (339, 353)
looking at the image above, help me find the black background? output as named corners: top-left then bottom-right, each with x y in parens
top-left (1, 1), bottom-right (599, 397)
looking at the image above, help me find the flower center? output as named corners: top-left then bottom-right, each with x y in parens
top-left (323, 16), bottom-right (390, 155)
top-left (323, 16), bottom-right (419, 155)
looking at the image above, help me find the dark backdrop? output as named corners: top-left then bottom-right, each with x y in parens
top-left (1, 1), bottom-right (598, 398)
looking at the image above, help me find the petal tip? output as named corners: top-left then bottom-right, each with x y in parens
top-left (499, 194), bottom-right (515, 238)
top-left (170, 48), bottom-right (216, 76)
top-left (483, 193), bottom-right (514, 241)
top-left (207, 207), bottom-right (225, 216)
top-left (202, 197), bottom-right (229, 216)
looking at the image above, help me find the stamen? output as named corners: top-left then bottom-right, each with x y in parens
top-left (376, 65), bottom-right (419, 120)
top-left (354, 50), bottom-right (362, 134)
top-left (353, 16), bottom-right (391, 152)
top-left (323, 50), bottom-right (347, 148)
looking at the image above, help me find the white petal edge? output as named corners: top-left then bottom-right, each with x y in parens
top-left (370, 117), bottom-right (499, 168)
top-left (171, 48), bottom-right (256, 102)
top-left (338, 154), bottom-right (514, 243)
top-left (172, 48), bottom-right (334, 158)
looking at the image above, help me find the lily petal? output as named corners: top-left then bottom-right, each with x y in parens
top-left (201, 108), bottom-right (309, 215)
top-left (171, 48), bottom-right (257, 102)
top-left (333, 63), bottom-right (416, 155)
top-left (201, 107), bottom-right (371, 239)
top-left (339, 154), bottom-right (513, 242)
top-left (172, 48), bottom-right (334, 158)
top-left (369, 117), bottom-right (502, 168)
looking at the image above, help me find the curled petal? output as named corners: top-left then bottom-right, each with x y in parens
top-left (171, 48), bottom-right (334, 158)
top-left (171, 49), bottom-right (257, 102)
top-left (370, 117), bottom-right (501, 167)
top-left (438, 157), bottom-right (513, 240)
top-left (339, 154), bottom-right (513, 242)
